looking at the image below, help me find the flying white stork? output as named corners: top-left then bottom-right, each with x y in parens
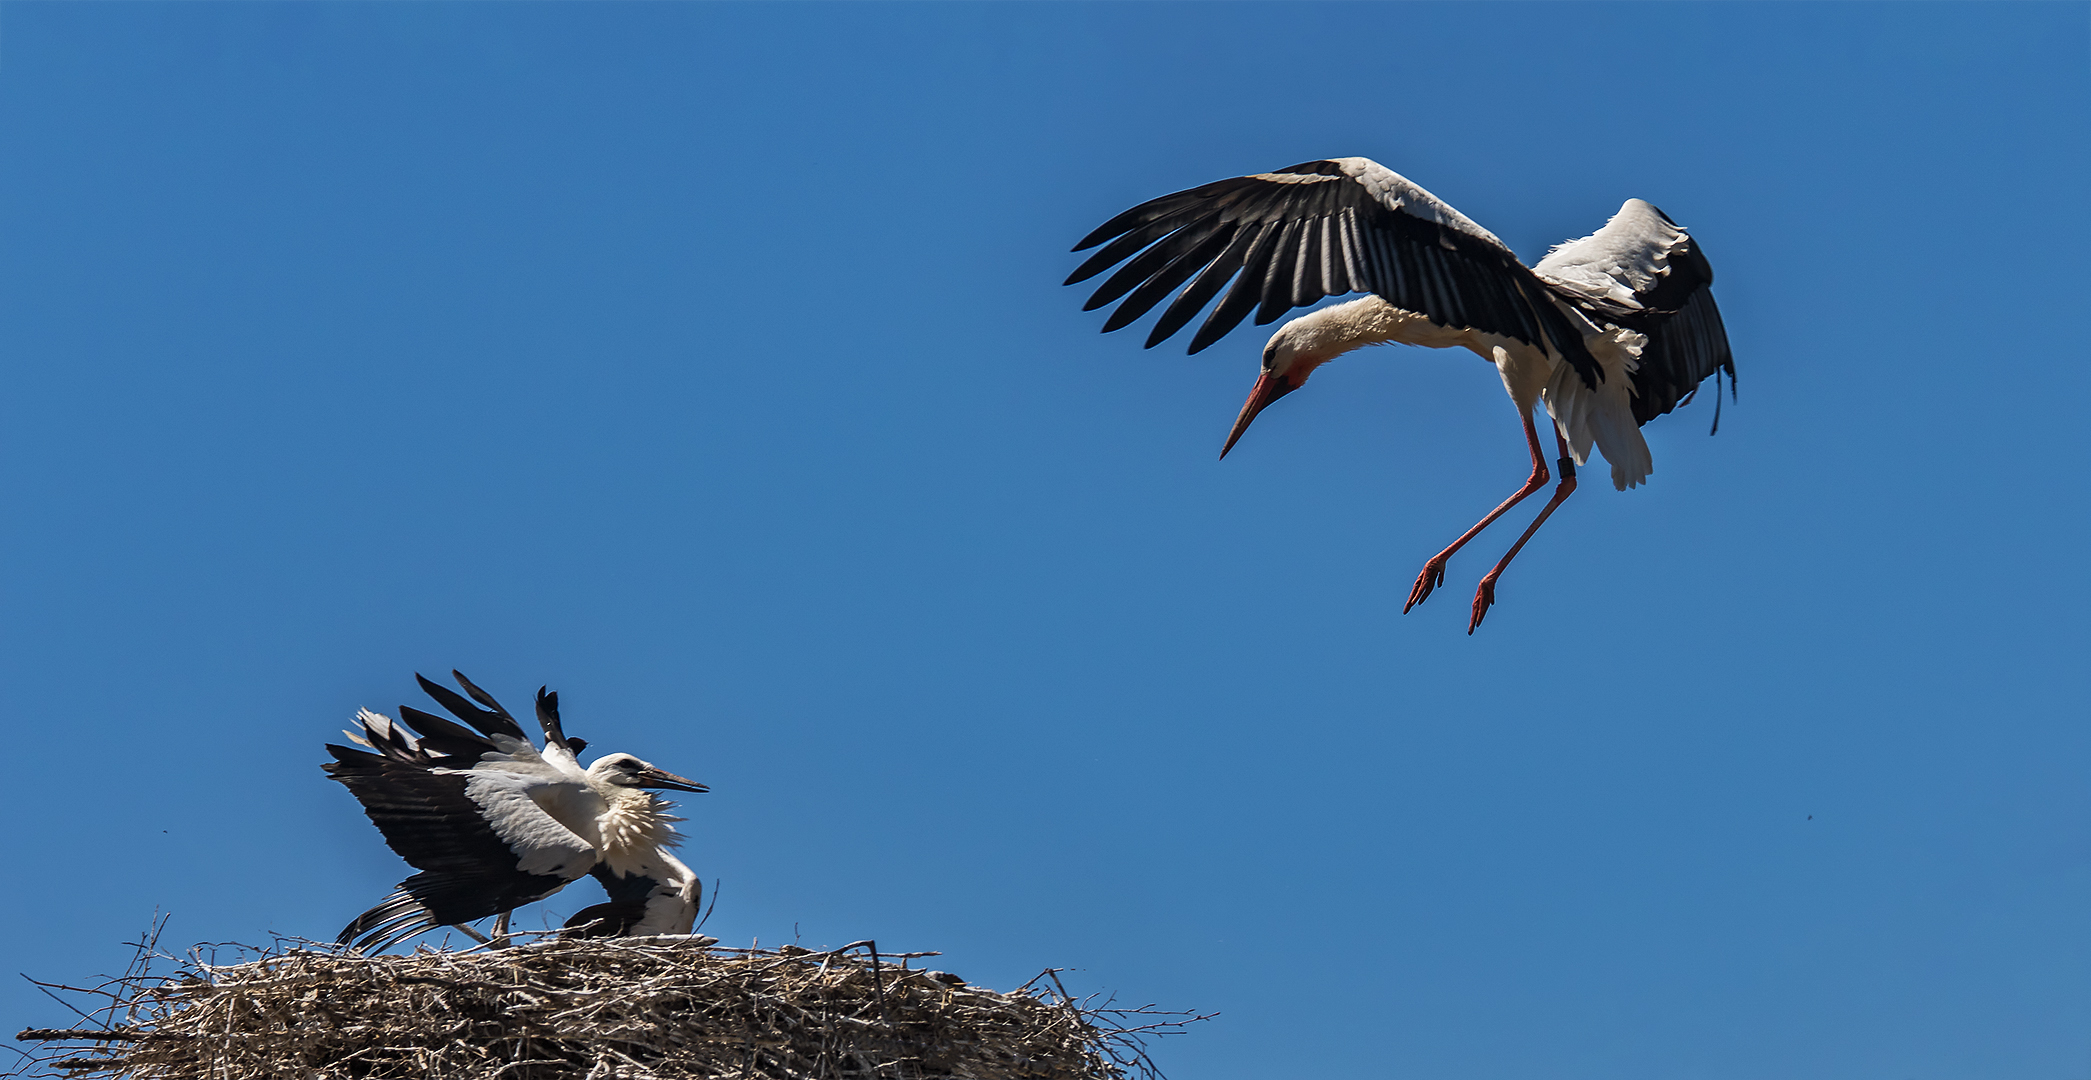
top-left (324, 671), bottom-right (705, 953)
top-left (1067, 157), bottom-right (1735, 631)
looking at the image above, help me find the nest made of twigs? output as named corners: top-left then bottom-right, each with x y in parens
top-left (11, 928), bottom-right (1205, 1080)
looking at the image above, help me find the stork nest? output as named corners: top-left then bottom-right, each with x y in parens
top-left (10, 925), bottom-right (1205, 1080)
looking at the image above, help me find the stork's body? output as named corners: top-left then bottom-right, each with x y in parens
top-left (1068, 157), bottom-right (1734, 630)
top-left (325, 672), bottom-right (706, 953)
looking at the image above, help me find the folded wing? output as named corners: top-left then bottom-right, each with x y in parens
top-left (1534, 199), bottom-right (1735, 427)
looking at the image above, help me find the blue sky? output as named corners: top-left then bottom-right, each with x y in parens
top-left (2, 3), bottom-right (2087, 1077)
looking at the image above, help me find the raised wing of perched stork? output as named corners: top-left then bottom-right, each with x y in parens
top-left (1067, 157), bottom-right (1734, 631)
top-left (324, 672), bottom-right (705, 953)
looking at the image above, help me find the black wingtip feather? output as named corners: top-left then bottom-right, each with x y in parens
top-left (535, 687), bottom-right (569, 752)
top-left (394, 703), bottom-right (490, 750)
top-left (416, 672), bottom-right (527, 741)
top-left (450, 670), bottom-right (505, 713)
top-left (324, 743), bottom-right (380, 768)
top-left (1070, 198), bottom-right (1176, 253)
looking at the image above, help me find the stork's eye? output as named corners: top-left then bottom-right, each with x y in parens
top-left (1262, 346), bottom-right (1276, 368)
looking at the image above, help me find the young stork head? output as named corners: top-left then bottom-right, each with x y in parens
top-left (1221, 302), bottom-right (1376, 458)
top-left (585, 752), bottom-right (708, 872)
top-left (587, 753), bottom-right (708, 794)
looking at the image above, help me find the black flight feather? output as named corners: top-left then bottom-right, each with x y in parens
top-left (1145, 224), bottom-right (1261, 348)
top-left (1102, 224), bottom-right (1237, 334)
top-left (415, 672), bottom-right (527, 742)
top-left (535, 687), bottom-right (571, 754)
top-left (1083, 218), bottom-right (1227, 313)
top-left (1191, 222), bottom-right (1286, 353)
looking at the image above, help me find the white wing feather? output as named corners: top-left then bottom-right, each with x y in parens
top-left (453, 769), bottom-right (600, 880)
top-left (1533, 199), bottom-right (1692, 310)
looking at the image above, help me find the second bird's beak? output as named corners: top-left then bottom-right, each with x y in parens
top-left (1220, 371), bottom-right (1297, 459)
top-left (633, 765), bottom-right (708, 793)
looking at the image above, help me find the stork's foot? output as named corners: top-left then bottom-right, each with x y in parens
top-left (1404, 557), bottom-right (1449, 613)
top-left (1467, 573), bottom-right (1499, 634)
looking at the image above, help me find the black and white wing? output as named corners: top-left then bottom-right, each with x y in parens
top-left (1534, 199), bottom-right (1735, 428)
top-left (325, 672), bottom-right (599, 952)
top-left (1068, 157), bottom-right (1601, 388)
top-left (562, 863), bottom-right (700, 938)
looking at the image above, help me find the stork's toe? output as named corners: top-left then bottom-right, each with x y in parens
top-left (1468, 576), bottom-right (1498, 634)
top-left (1405, 558), bottom-right (1448, 613)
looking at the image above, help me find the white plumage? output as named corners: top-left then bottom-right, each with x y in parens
top-left (1069, 159), bottom-right (1735, 631)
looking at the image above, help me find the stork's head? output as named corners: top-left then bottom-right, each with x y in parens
top-left (1220, 318), bottom-right (1345, 458)
top-left (587, 753), bottom-right (708, 794)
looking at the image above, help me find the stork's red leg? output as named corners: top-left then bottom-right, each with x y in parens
top-left (1404, 410), bottom-right (1551, 612)
top-left (1469, 430), bottom-right (1580, 634)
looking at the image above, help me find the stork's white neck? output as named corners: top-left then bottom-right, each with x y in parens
top-left (1274, 297), bottom-right (1486, 366)
top-left (597, 788), bottom-right (684, 878)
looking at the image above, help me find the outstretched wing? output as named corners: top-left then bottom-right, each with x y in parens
top-left (1534, 199), bottom-right (1735, 428)
top-left (1068, 157), bottom-right (1600, 389)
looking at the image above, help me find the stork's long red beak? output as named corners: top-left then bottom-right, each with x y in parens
top-left (1220, 371), bottom-right (1297, 459)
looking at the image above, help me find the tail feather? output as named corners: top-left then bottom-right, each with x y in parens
top-left (363, 918), bottom-right (448, 956)
top-left (338, 888), bottom-right (437, 952)
top-left (1544, 327), bottom-right (1653, 490)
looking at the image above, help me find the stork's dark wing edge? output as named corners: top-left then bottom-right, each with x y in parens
top-left (1069, 158), bottom-right (1602, 389)
top-left (1626, 284), bottom-right (1734, 429)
